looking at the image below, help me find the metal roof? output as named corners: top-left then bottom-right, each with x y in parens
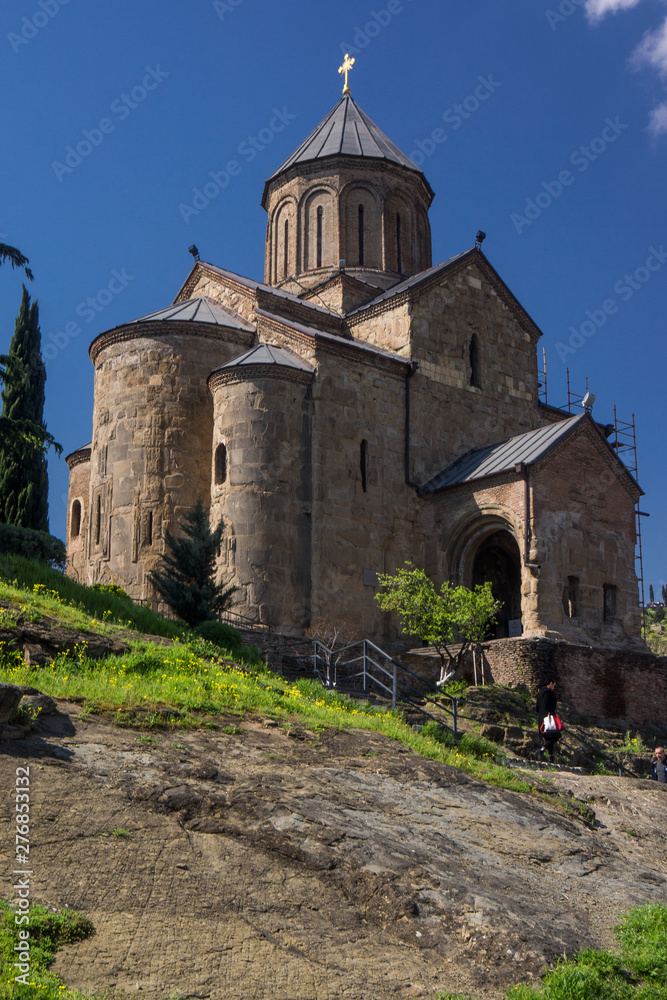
top-left (265, 95), bottom-right (424, 185)
top-left (128, 296), bottom-right (255, 332)
top-left (213, 343), bottom-right (315, 375)
top-left (179, 263), bottom-right (341, 319)
top-left (420, 415), bottom-right (586, 493)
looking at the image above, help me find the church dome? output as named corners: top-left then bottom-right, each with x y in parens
top-left (262, 93), bottom-right (434, 295)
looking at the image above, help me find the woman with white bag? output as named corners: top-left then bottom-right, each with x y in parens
top-left (536, 679), bottom-right (563, 763)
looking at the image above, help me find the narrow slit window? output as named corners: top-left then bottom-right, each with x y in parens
top-left (469, 335), bottom-right (481, 388)
top-left (396, 213), bottom-right (403, 273)
top-left (316, 206), bottom-right (323, 269)
top-left (358, 204), bottom-right (365, 266)
top-left (95, 494), bottom-right (101, 545)
top-left (283, 219), bottom-right (289, 278)
top-left (215, 443), bottom-right (227, 485)
top-left (360, 439), bottom-right (368, 493)
top-left (146, 510), bottom-right (153, 547)
top-left (70, 500), bottom-right (81, 539)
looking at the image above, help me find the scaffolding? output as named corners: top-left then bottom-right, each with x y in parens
top-left (540, 357), bottom-right (646, 636)
top-left (609, 408), bottom-right (647, 637)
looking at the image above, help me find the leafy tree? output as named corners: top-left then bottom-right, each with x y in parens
top-left (375, 562), bottom-right (502, 682)
top-left (0, 286), bottom-right (59, 531)
top-left (0, 242), bottom-right (33, 281)
top-left (148, 497), bottom-right (236, 627)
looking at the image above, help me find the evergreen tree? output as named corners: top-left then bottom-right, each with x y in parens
top-left (149, 498), bottom-right (237, 627)
top-left (0, 286), bottom-right (50, 531)
top-left (662, 584), bottom-right (667, 607)
top-left (0, 242), bottom-right (33, 281)
top-left (649, 585), bottom-right (655, 604)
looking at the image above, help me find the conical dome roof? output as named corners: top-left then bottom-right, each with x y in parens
top-left (262, 95), bottom-right (427, 205)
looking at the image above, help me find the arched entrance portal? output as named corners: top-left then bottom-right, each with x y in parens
top-left (471, 531), bottom-right (522, 638)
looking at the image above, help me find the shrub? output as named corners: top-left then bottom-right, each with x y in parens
top-left (194, 619), bottom-right (243, 652)
top-left (421, 719), bottom-right (456, 747)
top-left (92, 583), bottom-right (131, 600)
top-left (0, 521), bottom-right (65, 568)
top-left (458, 731), bottom-right (499, 761)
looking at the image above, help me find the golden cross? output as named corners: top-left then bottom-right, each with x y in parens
top-left (338, 54), bottom-right (355, 96)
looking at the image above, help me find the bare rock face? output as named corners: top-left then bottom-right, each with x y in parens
top-left (1, 708), bottom-right (666, 1000)
top-left (0, 618), bottom-right (130, 667)
top-left (0, 682), bottom-right (22, 722)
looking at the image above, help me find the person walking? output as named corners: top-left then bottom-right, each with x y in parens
top-left (651, 746), bottom-right (667, 783)
top-left (536, 679), bottom-right (561, 763)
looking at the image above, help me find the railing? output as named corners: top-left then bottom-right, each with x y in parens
top-left (313, 639), bottom-right (458, 733)
top-left (133, 600), bottom-right (272, 633)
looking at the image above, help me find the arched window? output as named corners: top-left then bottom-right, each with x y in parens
top-left (469, 335), bottom-right (481, 388)
top-left (360, 439), bottom-right (368, 493)
top-left (214, 443), bottom-right (227, 485)
top-left (396, 213), bottom-right (403, 274)
top-left (316, 206), bottom-right (323, 269)
top-left (283, 219), bottom-right (289, 278)
top-left (358, 204), bottom-right (365, 266)
top-left (70, 499), bottom-right (81, 539)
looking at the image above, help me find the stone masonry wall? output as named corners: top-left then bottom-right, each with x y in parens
top-left (65, 454), bottom-right (91, 582)
top-left (478, 637), bottom-right (667, 728)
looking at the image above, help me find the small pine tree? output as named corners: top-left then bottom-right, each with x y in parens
top-left (662, 584), bottom-right (667, 607)
top-left (0, 286), bottom-right (50, 531)
top-left (148, 498), bottom-right (236, 627)
top-left (650, 585), bottom-right (655, 604)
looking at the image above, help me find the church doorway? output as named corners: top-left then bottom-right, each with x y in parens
top-left (471, 531), bottom-right (522, 638)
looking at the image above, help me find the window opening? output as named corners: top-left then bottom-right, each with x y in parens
top-left (95, 494), bottom-right (101, 545)
top-left (316, 206), bottom-right (323, 269)
top-left (563, 575), bottom-right (579, 618)
top-left (215, 443), bottom-right (227, 485)
top-left (469, 335), bottom-right (481, 388)
top-left (70, 500), bottom-right (81, 539)
top-left (358, 204), bottom-right (365, 266)
top-left (360, 440), bottom-right (368, 493)
top-left (146, 510), bottom-right (153, 547)
top-left (283, 219), bottom-right (289, 278)
top-left (396, 213), bottom-right (403, 273)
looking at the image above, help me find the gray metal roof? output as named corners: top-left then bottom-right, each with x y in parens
top-left (346, 250), bottom-right (474, 316)
top-left (420, 415), bottom-right (586, 493)
top-left (214, 343), bottom-right (315, 374)
top-left (129, 296), bottom-right (255, 332)
top-left (265, 96), bottom-right (424, 185)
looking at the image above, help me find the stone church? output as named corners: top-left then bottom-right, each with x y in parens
top-left (65, 81), bottom-right (643, 651)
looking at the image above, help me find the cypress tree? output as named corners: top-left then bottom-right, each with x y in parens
top-left (0, 286), bottom-right (49, 532)
top-left (149, 498), bottom-right (237, 627)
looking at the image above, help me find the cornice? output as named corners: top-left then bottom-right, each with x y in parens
top-left (208, 363), bottom-right (313, 391)
top-left (89, 320), bottom-right (255, 364)
top-left (65, 448), bottom-right (92, 470)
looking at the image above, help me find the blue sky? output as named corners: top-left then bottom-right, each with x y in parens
top-left (1, 0), bottom-right (665, 594)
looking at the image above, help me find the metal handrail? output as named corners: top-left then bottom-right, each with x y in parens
top-left (313, 638), bottom-right (459, 733)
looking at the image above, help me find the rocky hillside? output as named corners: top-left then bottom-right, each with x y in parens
top-left (1, 697), bottom-right (666, 1000)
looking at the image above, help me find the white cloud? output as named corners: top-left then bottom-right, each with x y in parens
top-left (585, 0), bottom-right (642, 23)
top-left (648, 100), bottom-right (667, 133)
top-left (632, 16), bottom-right (667, 75)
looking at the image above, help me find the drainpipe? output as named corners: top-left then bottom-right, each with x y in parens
top-left (405, 360), bottom-right (420, 488)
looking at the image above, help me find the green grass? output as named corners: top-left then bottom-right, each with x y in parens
top-left (0, 553), bottom-right (183, 640)
top-left (437, 903), bottom-right (667, 1000)
top-left (0, 899), bottom-right (94, 999)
